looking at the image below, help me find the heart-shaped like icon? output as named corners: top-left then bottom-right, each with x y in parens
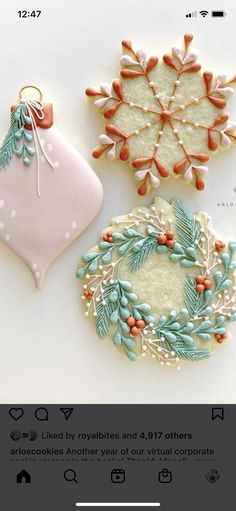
top-left (0, 127), bottom-right (103, 287)
top-left (9, 407), bottom-right (24, 420)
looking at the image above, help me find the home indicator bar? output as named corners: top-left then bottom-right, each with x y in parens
top-left (76, 504), bottom-right (161, 508)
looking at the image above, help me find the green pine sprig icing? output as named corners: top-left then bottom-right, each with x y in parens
top-left (77, 200), bottom-right (236, 368)
top-left (172, 198), bottom-right (201, 252)
top-left (0, 102), bottom-right (35, 169)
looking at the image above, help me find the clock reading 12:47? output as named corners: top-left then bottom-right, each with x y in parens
top-left (18, 10), bottom-right (41, 18)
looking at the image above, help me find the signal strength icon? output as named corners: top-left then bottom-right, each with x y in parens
top-left (199, 10), bottom-right (209, 17)
top-left (186, 11), bottom-right (197, 17)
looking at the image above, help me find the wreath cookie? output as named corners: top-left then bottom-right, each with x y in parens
top-left (77, 197), bottom-right (236, 368)
top-left (86, 34), bottom-right (236, 195)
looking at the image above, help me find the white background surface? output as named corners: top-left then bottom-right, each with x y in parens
top-left (0, 0), bottom-right (236, 403)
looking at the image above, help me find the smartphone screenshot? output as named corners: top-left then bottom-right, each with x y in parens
top-left (0, 1), bottom-right (235, 510)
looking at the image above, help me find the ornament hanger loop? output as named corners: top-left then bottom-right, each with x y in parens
top-left (19, 85), bottom-right (43, 102)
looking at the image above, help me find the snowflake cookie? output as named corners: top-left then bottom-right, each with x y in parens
top-left (77, 197), bottom-right (236, 368)
top-left (86, 34), bottom-right (236, 195)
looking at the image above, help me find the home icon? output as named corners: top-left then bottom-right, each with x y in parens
top-left (16, 469), bottom-right (31, 484)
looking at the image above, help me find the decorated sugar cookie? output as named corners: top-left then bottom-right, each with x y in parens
top-left (77, 197), bottom-right (236, 368)
top-left (86, 34), bottom-right (236, 195)
top-left (0, 86), bottom-right (103, 288)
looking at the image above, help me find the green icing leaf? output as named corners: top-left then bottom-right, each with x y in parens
top-left (199, 305), bottom-right (214, 315)
top-left (124, 349), bottom-right (137, 361)
top-left (146, 224), bottom-right (157, 236)
top-left (156, 244), bottom-right (168, 254)
top-left (185, 247), bottom-right (197, 260)
top-left (119, 280), bottom-right (132, 291)
top-left (213, 271), bottom-right (222, 286)
top-left (229, 241), bottom-right (236, 254)
top-left (135, 303), bottom-right (151, 314)
top-left (219, 279), bottom-right (232, 291)
top-left (102, 251), bottom-right (111, 263)
top-left (109, 291), bottom-right (118, 303)
top-left (197, 333), bottom-right (211, 341)
top-left (119, 320), bottom-right (130, 333)
top-left (126, 292), bottom-right (137, 303)
top-left (76, 267), bottom-right (85, 279)
top-left (113, 330), bottom-right (122, 346)
top-left (132, 239), bottom-right (147, 252)
top-left (216, 315), bottom-right (225, 326)
top-left (123, 228), bottom-right (142, 238)
top-left (177, 333), bottom-right (194, 345)
top-left (110, 310), bottom-right (119, 323)
top-left (120, 307), bottom-right (130, 320)
top-left (123, 337), bottom-right (136, 349)
top-left (181, 322), bottom-right (194, 333)
top-left (221, 252), bottom-right (230, 270)
top-left (158, 316), bottom-right (167, 327)
top-left (172, 243), bottom-right (184, 255)
top-left (99, 241), bottom-right (112, 249)
top-left (82, 252), bottom-right (98, 263)
top-left (196, 320), bottom-right (213, 331)
top-left (181, 259), bottom-right (195, 267)
top-left (88, 260), bottom-right (98, 273)
top-left (118, 242), bottom-right (131, 255)
top-left (170, 253), bottom-right (182, 262)
top-left (112, 232), bottom-right (126, 241)
top-left (164, 332), bottom-right (177, 342)
top-left (120, 296), bottom-right (128, 306)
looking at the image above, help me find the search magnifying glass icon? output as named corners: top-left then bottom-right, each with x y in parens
top-left (64, 469), bottom-right (78, 483)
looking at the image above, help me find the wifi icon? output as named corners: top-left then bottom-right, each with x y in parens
top-left (199, 10), bottom-right (209, 17)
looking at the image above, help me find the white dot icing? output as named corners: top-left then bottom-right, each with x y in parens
top-left (64, 231), bottom-right (70, 239)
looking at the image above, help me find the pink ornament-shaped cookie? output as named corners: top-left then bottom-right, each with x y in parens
top-left (0, 86), bottom-right (103, 288)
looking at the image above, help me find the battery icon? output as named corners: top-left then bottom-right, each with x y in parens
top-left (211, 10), bottom-right (226, 17)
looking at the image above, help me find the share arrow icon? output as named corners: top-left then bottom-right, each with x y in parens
top-left (60, 408), bottom-right (74, 421)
